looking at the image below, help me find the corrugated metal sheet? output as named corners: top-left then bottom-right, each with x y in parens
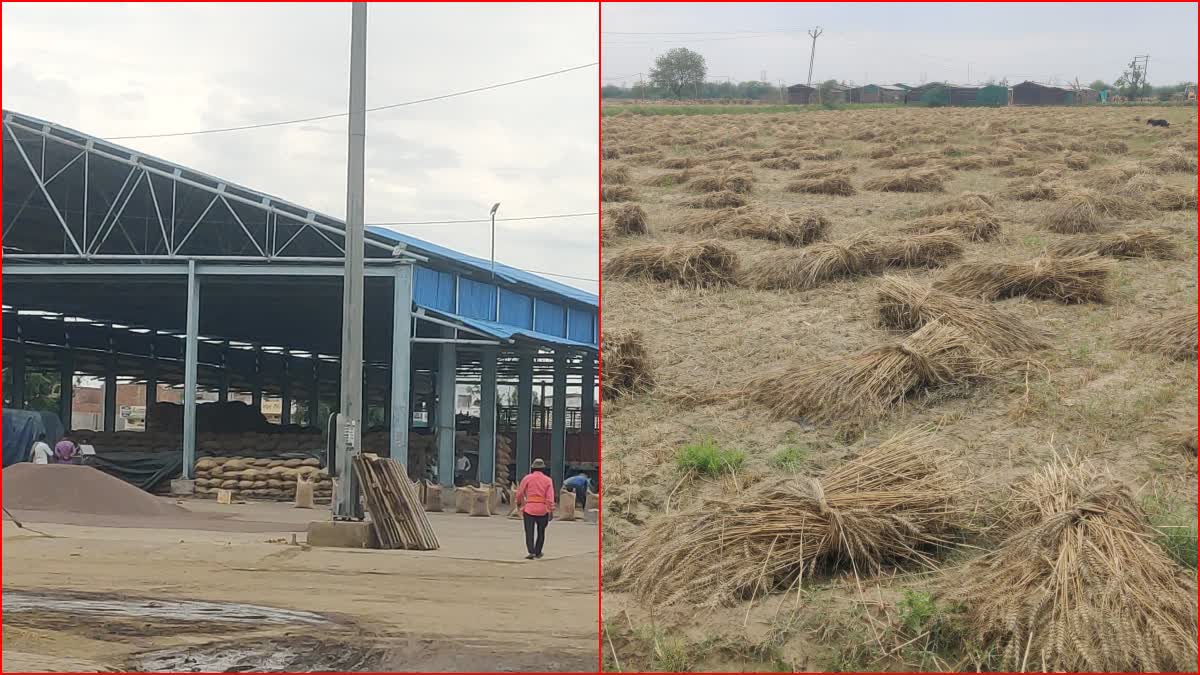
top-left (417, 304), bottom-right (597, 351)
top-left (498, 288), bottom-right (534, 329)
top-left (413, 266), bottom-right (455, 312)
top-left (457, 277), bottom-right (496, 322)
top-left (566, 307), bottom-right (594, 344)
top-left (533, 299), bottom-right (566, 338)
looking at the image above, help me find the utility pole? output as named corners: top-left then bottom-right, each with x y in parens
top-left (333, 1), bottom-right (367, 521)
top-left (805, 26), bottom-right (823, 87)
top-left (1141, 55), bottom-right (1150, 98)
top-left (760, 69), bottom-right (767, 83)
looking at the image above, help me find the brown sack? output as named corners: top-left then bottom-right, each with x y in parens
top-left (424, 482), bottom-right (443, 512)
top-left (469, 489), bottom-right (491, 517)
top-left (294, 476), bottom-right (315, 509)
top-left (556, 489), bottom-right (577, 521)
top-left (585, 490), bottom-right (600, 512)
top-left (455, 488), bottom-right (472, 514)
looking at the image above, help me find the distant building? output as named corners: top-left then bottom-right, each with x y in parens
top-left (1012, 81), bottom-right (1074, 105)
top-left (849, 84), bottom-right (906, 104)
top-left (786, 84), bottom-right (816, 105)
top-left (825, 83), bottom-right (851, 103)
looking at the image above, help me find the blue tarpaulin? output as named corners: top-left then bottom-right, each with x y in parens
top-left (3, 409), bottom-right (42, 467)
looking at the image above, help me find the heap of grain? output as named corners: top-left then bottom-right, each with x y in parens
top-left (193, 456), bottom-right (332, 503)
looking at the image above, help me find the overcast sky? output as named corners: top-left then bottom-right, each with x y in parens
top-left (602, 3), bottom-right (1197, 89)
top-left (3, 2), bottom-right (599, 293)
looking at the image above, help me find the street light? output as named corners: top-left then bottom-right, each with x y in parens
top-left (490, 202), bottom-right (500, 279)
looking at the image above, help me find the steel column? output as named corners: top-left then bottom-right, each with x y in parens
top-left (251, 345), bottom-right (263, 410)
top-left (390, 265), bottom-right (413, 466)
top-left (478, 345), bottom-right (498, 484)
top-left (581, 356), bottom-right (596, 436)
top-left (551, 352), bottom-right (568, 489)
top-left (280, 355), bottom-right (291, 425)
top-left (309, 359), bottom-right (320, 427)
top-left (103, 327), bottom-right (117, 432)
top-left (145, 343), bottom-right (158, 421)
top-left (182, 260), bottom-right (200, 480)
top-left (436, 331), bottom-right (457, 488)
top-left (59, 348), bottom-right (74, 431)
top-left (515, 351), bottom-right (533, 481)
top-left (218, 345), bottom-right (229, 402)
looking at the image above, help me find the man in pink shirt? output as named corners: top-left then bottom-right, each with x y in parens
top-left (514, 458), bottom-right (556, 560)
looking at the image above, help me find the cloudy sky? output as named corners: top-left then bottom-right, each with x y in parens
top-left (603, 3), bottom-right (1197, 89)
top-left (3, 2), bottom-right (599, 292)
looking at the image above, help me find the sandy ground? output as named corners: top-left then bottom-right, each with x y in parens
top-left (600, 104), bottom-right (1198, 671)
top-left (3, 500), bottom-right (598, 672)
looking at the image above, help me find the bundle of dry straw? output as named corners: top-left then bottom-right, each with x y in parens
top-left (675, 206), bottom-right (829, 246)
top-left (686, 170), bottom-right (754, 194)
top-left (916, 192), bottom-right (995, 217)
top-left (870, 232), bottom-right (964, 269)
top-left (614, 428), bottom-right (971, 607)
top-left (600, 329), bottom-right (654, 401)
top-left (876, 276), bottom-right (1047, 353)
top-left (740, 235), bottom-right (877, 290)
top-left (784, 175), bottom-right (856, 196)
top-left (744, 321), bottom-right (1001, 423)
top-left (1050, 228), bottom-right (1175, 259)
top-left (1043, 188), bottom-right (1145, 234)
top-left (942, 456), bottom-right (1198, 672)
top-left (602, 185), bottom-right (637, 202)
top-left (677, 191), bottom-right (748, 209)
top-left (935, 255), bottom-right (1114, 304)
top-left (902, 211), bottom-right (1001, 242)
top-left (864, 170), bottom-right (944, 193)
top-left (604, 240), bottom-right (739, 288)
top-left (1122, 309), bottom-right (1198, 361)
top-left (602, 204), bottom-right (648, 240)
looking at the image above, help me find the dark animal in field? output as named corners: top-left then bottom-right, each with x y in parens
top-left (1147, 119), bottom-right (1170, 128)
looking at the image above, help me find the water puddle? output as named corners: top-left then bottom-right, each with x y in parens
top-left (133, 637), bottom-right (379, 672)
top-left (2, 590), bottom-right (331, 626)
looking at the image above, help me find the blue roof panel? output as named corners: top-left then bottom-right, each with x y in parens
top-left (368, 227), bottom-right (597, 308)
top-left (416, 302), bottom-right (597, 351)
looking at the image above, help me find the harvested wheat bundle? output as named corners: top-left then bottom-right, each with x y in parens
top-left (625, 150), bottom-right (665, 166)
top-left (602, 204), bottom-right (648, 238)
top-left (602, 185), bottom-right (637, 202)
top-left (868, 145), bottom-right (897, 159)
top-left (935, 255), bottom-right (1114, 304)
top-left (1175, 426), bottom-right (1199, 455)
top-left (1122, 309), bottom-right (1198, 361)
top-left (1064, 152), bottom-right (1090, 170)
top-left (876, 276), bottom-right (1047, 353)
top-left (604, 239), bottom-right (739, 288)
top-left (1148, 185), bottom-right (1198, 211)
top-left (1144, 150), bottom-right (1198, 174)
top-left (1083, 163), bottom-right (1145, 188)
top-left (660, 157), bottom-right (697, 170)
top-left (614, 428), bottom-right (971, 607)
top-left (675, 206), bottom-right (828, 246)
top-left (799, 147), bottom-right (843, 161)
top-left (740, 235), bottom-right (878, 290)
top-left (902, 211), bottom-right (1001, 242)
top-left (1043, 188), bottom-right (1145, 234)
top-left (869, 232), bottom-right (964, 269)
top-left (641, 169), bottom-right (693, 187)
top-left (864, 170), bottom-right (944, 193)
top-left (947, 155), bottom-right (986, 171)
top-left (677, 191), bottom-right (749, 209)
top-left (1094, 138), bottom-right (1129, 154)
top-left (760, 156), bottom-right (804, 170)
top-left (784, 175), bottom-right (856, 196)
top-left (876, 154), bottom-right (930, 170)
top-left (602, 165), bottom-right (631, 185)
top-left (794, 163), bottom-right (857, 179)
top-left (943, 455), bottom-right (1198, 672)
top-left (601, 329), bottom-right (654, 400)
top-left (917, 192), bottom-right (995, 217)
top-left (686, 171), bottom-right (754, 195)
top-left (747, 148), bottom-right (786, 161)
top-left (1050, 228), bottom-right (1175, 259)
top-left (1003, 180), bottom-right (1059, 201)
top-left (1000, 163), bottom-right (1046, 178)
top-left (987, 152), bottom-right (1017, 167)
top-left (745, 321), bottom-right (1001, 423)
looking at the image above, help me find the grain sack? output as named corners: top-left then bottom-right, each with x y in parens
top-left (557, 490), bottom-right (577, 521)
top-left (267, 479), bottom-right (283, 489)
top-left (224, 459), bottom-right (249, 471)
top-left (220, 480), bottom-right (237, 489)
top-left (294, 476), bottom-right (315, 509)
top-left (268, 466), bottom-right (290, 477)
top-left (284, 459), bottom-right (303, 468)
top-left (238, 480), bottom-right (254, 489)
top-left (252, 481), bottom-right (268, 489)
top-left (489, 487), bottom-right (504, 515)
top-left (455, 488), bottom-right (472, 514)
top-left (470, 489), bottom-right (491, 517)
top-left (252, 458), bottom-right (272, 467)
top-left (301, 458), bottom-right (321, 467)
top-left (425, 482), bottom-right (443, 512)
top-left (586, 490), bottom-right (600, 512)
top-left (196, 459), bottom-right (217, 471)
top-left (508, 482), bottom-right (522, 519)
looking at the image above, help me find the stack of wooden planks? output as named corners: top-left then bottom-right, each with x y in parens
top-left (353, 454), bottom-right (439, 550)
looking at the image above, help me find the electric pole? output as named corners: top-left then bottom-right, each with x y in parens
top-left (806, 26), bottom-right (823, 87)
top-left (334, 1), bottom-right (367, 521)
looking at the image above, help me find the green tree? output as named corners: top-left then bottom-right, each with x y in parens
top-left (2, 369), bottom-right (60, 411)
top-left (1088, 79), bottom-right (1111, 92)
top-left (817, 78), bottom-right (840, 102)
top-left (649, 48), bottom-right (706, 99)
top-left (1114, 60), bottom-right (1148, 98)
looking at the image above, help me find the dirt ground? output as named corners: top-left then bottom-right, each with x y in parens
top-left (599, 104), bottom-right (1198, 671)
top-left (3, 500), bottom-right (598, 672)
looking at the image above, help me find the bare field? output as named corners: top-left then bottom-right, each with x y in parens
top-left (600, 105), bottom-right (1198, 672)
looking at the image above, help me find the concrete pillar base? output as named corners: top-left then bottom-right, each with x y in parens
top-left (170, 479), bottom-right (196, 496)
top-left (306, 520), bottom-right (377, 549)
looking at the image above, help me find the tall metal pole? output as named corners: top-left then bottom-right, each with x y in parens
top-left (334, 1), bottom-right (367, 520)
top-left (805, 27), bottom-right (823, 87)
top-left (489, 202), bottom-right (500, 280)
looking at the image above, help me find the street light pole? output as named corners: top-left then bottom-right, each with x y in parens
top-left (490, 202), bottom-right (500, 279)
top-left (334, 1), bottom-right (367, 520)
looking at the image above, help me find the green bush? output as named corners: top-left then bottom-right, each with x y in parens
top-left (675, 439), bottom-right (745, 476)
top-left (768, 446), bottom-right (809, 473)
top-left (1144, 495), bottom-right (1198, 568)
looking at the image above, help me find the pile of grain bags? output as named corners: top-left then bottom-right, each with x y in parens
top-left (193, 456), bottom-right (332, 503)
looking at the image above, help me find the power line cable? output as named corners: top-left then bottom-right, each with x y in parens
top-left (105, 62), bottom-right (598, 141)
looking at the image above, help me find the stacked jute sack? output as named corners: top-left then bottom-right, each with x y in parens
top-left (70, 430), bottom-right (323, 455)
top-left (192, 456), bottom-right (332, 503)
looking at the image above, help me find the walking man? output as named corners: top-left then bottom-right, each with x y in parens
top-left (514, 458), bottom-right (555, 560)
